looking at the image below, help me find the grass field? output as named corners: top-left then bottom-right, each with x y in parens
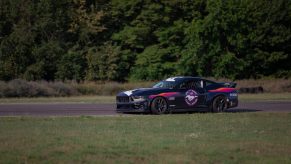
top-left (0, 93), bottom-right (291, 104)
top-left (239, 93), bottom-right (291, 102)
top-left (0, 113), bottom-right (291, 163)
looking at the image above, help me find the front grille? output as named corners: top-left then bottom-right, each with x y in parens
top-left (116, 96), bottom-right (131, 103)
top-left (117, 104), bottom-right (131, 109)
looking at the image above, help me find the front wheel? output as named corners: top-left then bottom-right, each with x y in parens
top-left (151, 97), bottom-right (168, 114)
top-left (212, 96), bottom-right (226, 113)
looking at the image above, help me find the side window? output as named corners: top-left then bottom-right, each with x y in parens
top-left (179, 80), bottom-right (202, 89)
top-left (205, 80), bottom-right (214, 87)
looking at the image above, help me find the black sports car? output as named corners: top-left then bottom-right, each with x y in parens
top-left (116, 76), bottom-right (238, 114)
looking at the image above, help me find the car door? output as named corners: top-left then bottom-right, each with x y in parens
top-left (175, 80), bottom-right (206, 109)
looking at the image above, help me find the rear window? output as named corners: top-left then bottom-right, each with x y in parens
top-left (204, 80), bottom-right (223, 90)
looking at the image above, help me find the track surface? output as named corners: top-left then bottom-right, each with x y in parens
top-left (0, 101), bottom-right (290, 116)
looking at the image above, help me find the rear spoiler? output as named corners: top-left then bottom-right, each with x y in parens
top-left (219, 82), bottom-right (237, 88)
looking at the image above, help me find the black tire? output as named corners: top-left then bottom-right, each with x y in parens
top-left (151, 97), bottom-right (168, 114)
top-left (212, 96), bottom-right (226, 113)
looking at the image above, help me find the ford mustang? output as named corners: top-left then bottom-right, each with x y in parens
top-left (116, 76), bottom-right (238, 114)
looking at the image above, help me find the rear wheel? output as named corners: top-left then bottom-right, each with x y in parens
top-left (151, 97), bottom-right (168, 114)
top-left (212, 96), bottom-right (226, 113)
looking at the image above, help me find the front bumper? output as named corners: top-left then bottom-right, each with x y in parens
top-left (116, 100), bottom-right (150, 113)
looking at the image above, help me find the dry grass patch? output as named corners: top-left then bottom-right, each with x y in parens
top-left (0, 78), bottom-right (290, 98)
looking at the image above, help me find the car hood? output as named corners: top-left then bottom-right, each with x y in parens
top-left (117, 88), bottom-right (174, 97)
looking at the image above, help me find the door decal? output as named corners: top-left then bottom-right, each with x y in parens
top-left (185, 90), bottom-right (198, 106)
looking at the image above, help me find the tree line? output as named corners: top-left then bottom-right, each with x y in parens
top-left (0, 0), bottom-right (290, 82)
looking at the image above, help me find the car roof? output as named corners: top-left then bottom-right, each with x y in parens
top-left (165, 76), bottom-right (202, 81)
top-left (165, 76), bottom-right (217, 83)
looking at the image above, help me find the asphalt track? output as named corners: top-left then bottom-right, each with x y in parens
top-left (0, 101), bottom-right (291, 116)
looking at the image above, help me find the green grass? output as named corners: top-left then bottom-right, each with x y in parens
top-left (239, 93), bottom-right (291, 102)
top-left (0, 113), bottom-right (291, 163)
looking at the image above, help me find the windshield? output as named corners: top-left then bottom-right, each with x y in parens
top-left (152, 81), bottom-right (178, 89)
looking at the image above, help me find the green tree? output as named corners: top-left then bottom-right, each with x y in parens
top-left (69, 0), bottom-right (106, 47)
top-left (86, 42), bottom-right (121, 81)
top-left (182, 0), bottom-right (291, 79)
top-left (56, 51), bottom-right (86, 81)
top-left (1, 0), bottom-right (290, 82)
top-left (0, 0), bottom-right (35, 80)
top-left (27, 41), bottom-right (64, 80)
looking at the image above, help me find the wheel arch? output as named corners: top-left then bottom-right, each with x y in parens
top-left (149, 96), bottom-right (169, 108)
top-left (212, 93), bottom-right (227, 101)
top-left (209, 93), bottom-right (227, 108)
top-left (149, 96), bottom-right (170, 113)
top-left (210, 94), bottom-right (228, 112)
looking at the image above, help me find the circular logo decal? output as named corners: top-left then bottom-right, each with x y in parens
top-left (185, 90), bottom-right (198, 106)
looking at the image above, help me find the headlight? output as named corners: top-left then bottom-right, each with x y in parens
top-left (131, 96), bottom-right (146, 102)
top-left (230, 93), bottom-right (238, 97)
